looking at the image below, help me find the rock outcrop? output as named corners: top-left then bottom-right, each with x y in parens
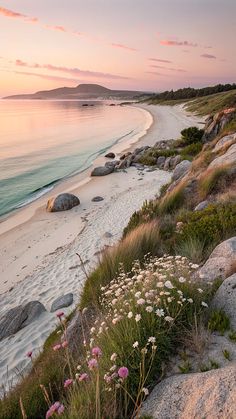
top-left (91, 166), bottom-right (114, 176)
top-left (51, 293), bottom-right (74, 312)
top-left (213, 133), bottom-right (236, 152)
top-left (203, 108), bottom-right (236, 142)
top-left (140, 364), bottom-right (236, 419)
top-left (211, 273), bottom-right (236, 329)
top-left (46, 193), bottom-right (80, 212)
top-left (197, 237), bottom-right (236, 282)
top-left (209, 143), bottom-right (236, 169)
top-left (172, 160), bottom-right (191, 181)
top-left (0, 301), bottom-right (46, 341)
top-left (105, 152), bottom-right (115, 158)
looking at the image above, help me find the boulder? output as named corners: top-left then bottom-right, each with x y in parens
top-left (172, 154), bottom-right (182, 168)
top-left (194, 200), bottom-right (209, 211)
top-left (0, 301), bottom-right (46, 341)
top-left (172, 160), bottom-right (191, 181)
top-left (117, 156), bottom-right (133, 169)
top-left (46, 193), bottom-right (80, 212)
top-left (140, 364), bottom-right (236, 419)
top-left (209, 143), bottom-right (236, 169)
top-left (92, 196), bottom-right (104, 202)
top-left (91, 166), bottom-right (114, 176)
top-left (163, 157), bottom-right (172, 170)
top-left (105, 152), bottom-right (115, 159)
top-left (197, 237), bottom-right (236, 282)
top-left (213, 133), bottom-right (236, 153)
top-left (156, 156), bottom-right (165, 168)
top-left (203, 108), bottom-right (236, 142)
top-left (211, 274), bottom-right (236, 329)
top-left (105, 160), bottom-right (119, 169)
top-left (51, 293), bottom-right (73, 312)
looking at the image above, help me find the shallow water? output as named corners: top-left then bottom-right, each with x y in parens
top-left (0, 100), bottom-right (148, 216)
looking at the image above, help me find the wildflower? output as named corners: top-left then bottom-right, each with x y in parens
top-left (137, 275), bottom-right (143, 281)
top-left (156, 282), bottom-right (164, 288)
top-left (77, 365), bottom-right (81, 370)
top-left (201, 301), bottom-right (208, 308)
top-left (110, 353), bottom-right (117, 362)
top-left (92, 346), bottom-right (102, 358)
top-left (187, 298), bottom-right (193, 303)
top-left (26, 351), bottom-right (32, 358)
top-left (46, 402), bottom-right (64, 418)
top-left (146, 306), bottom-right (153, 313)
top-left (78, 373), bottom-right (89, 382)
top-left (135, 314), bottom-right (141, 322)
top-left (62, 341), bottom-right (68, 348)
top-left (53, 344), bottom-right (61, 351)
top-left (127, 311), bottom-right (133, 318)
top-left (56, 311), bottom-right (64, 319)
top-left (197, 288), bottom-right (203, 293)
top-left (112, 298), bottom-right (118, 305)
top-left (178, 277), bottom-right (186, 283)
top-left (90, 327), bottom-right (96, 333)
top-left (110, 364), bottom-right (117, 372)
top-left (82, 307), bottom-right (88, 314)
top-left (88, 358), bottom-right (98, 370)
top-left (64, 379), bottom-right (73, 388)
top-left (165, 316), bottom-right (174, 322)
top-left (142, 387), bottom-right (149, 396)
top-left (135, 291), bottom-right (141, 298)
top-left (191, 264), bottom-right (199, 269)
top-left (118, 366), bottom-right (129, 379)
top-left (164, 280), bottom-right (174, 289)
top-left (137, 298), bottom-right (145, 305)
top-left (133, 341), bottom-right (139, 348)
top-left (156, 308), bottom-right (165, 317)
top-left (148, 337), bottom-right (156, 344)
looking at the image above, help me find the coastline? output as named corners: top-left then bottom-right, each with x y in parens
top-left (0, 103), bottom-right (204, 388)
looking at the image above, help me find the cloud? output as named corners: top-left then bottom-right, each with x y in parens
top-left (146, 71), bottom-right (171, 77)
top-left (201, 53), bottom-right (216, 59)
top-left (15, 59), bottom-right (130, 80)
top-left (111, 43), bottom-right (138, 52)
top-left (149, 64), bottom-right (186, 73)
top-left (15, 70), bottom-right (80, 84)
top-left (160, 39), bottom-right (198, 47)
top-left (45, 25), bottom-right (67, 32)
top-left (148, 58), bottom-right (172, 63)
top-left (0, 6), bottom-right (38, 22)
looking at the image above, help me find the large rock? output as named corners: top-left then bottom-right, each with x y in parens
top-left (213, 133), bottom-right (236, 153)
top-left (105, 152), bottom-right (115, 158)
top-left (194, 200), bottom-right (209, 211)
top-left (209, 143), bottom-right (236, 169)
top-left (203, 108), bottom-right (236, 142)
top-left (46, 193), bottom-right (80, 212)
top-left (197, 237), bottom-right (236, 282)
top-left (51, 293), bottom-right (74, 312)
top-left (172, 160), bottom-right (191, 181)
top-left (91, 166), bottom-right (114, 176)
top-left (140, 364), bottom-right (236, 419)
top-left (105, 160), bottom-right (119, 169)
top-left (211, 274), bottom-right (236, 329)
top-left (0, 301), bottom-right (46, 341)
top-left (156, 156), bottom-right (165, 168)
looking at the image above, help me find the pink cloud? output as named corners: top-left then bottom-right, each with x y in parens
top-left (201, 53), bottom-right (216, 59)
top-left (149, 64), bottom-right (186, 73)
top-left (46, 25), bottom-right (67, 32)
top-left (0, 6), bottom-right (27, 19)
top-left (15, 59), bottom-right (130, 80)
top-left (160, 39), bottom-right (198, 47)
top-left (15, 70), bottom-right (80, 84)
top-left (111, 43), bottom-right (138, 52)
top-left (146, 71), bottom-right (171, 77)
top-left (148, 58), bottom-right (172, 63)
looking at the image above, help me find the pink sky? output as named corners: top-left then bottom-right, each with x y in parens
top-left (0, 0), bottom-right (235, 96)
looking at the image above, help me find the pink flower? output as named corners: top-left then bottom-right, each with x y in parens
top-left (26, 351), bottom-right (32, 358)
top-left (118, 367), bottom-right (129, 379)
top-left (46, 402), bottom-right (64, 418)
top-left (53, 344), bottom-right (61, 351)
top-left (91, 346), bottom-right (102, 358)
top-left (88, 358), bottom-right (98, 370)
top-left (56, 311), bottom-right (64, 319)
top-left (62, 341), bottom-right (68, 348)
top-left (64, 378), bottom-right (73, 388)
top-left (78, 373), bottom-right (89, 382)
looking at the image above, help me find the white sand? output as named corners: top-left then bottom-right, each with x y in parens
top-left (0, 104), bottom-right (204, 389)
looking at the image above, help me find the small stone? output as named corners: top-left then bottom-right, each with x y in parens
top-left (105, 152), bottom-right (115, 159)
top-left (92, 196), bottom-right (104, 202)
top-left (51, 293), bottom-right (74, 312)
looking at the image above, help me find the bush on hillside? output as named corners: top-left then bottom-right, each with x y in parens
top-left (179, 127), bottom-right (204, 146)
top-left (198, 165), bottom-right (236, 199)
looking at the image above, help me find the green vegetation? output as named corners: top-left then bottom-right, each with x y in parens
top-left (198, 165), bottom-right (235, 199)
top-left (180, 142), bottom-right (203, 160)
top-left (208, 310), bottom-right (230, 335)
top-left (200, 359), bottom-right (220, 372)
top-left (228, 330), bottom-right (236, 342)
top-left (146, 83), bottom-right (236, 104)
top-left (178, 360), bottom-right (192, 374)
top-left (179, 127), bottom-right (204, 146)
top-left (222, 349), bottom-right (231, 360)
top-left (186, 89), bottom-right (236, 115)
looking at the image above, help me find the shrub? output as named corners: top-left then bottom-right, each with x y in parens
top-left (208, 310), bottom-right (230, 334)
top-left (80, 222), bottom-right (161, 309)
top-left (179, 127), bottom-right (204, 146)
top-left (159, 182), bottom-right (186, 215)
top-left (123, 200), bottom-right (160, 237)
top-left (180, 142), bottom-right (203, 160)
top-left (176, 202), bottom-right (236, 261)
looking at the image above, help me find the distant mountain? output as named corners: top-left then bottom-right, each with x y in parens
top-left (4, 83), bottom-right (150, 100)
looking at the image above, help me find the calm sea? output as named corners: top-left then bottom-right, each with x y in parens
top-left (0, 100), bottom-right (149, 217)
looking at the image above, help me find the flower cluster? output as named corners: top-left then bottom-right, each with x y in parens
top-left (46, 402), bottom-right (64, 418)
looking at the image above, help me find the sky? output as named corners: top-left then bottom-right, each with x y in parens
top-left (0, 0), bottom-right (235, 96)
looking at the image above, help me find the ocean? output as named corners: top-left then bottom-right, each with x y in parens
top-left (0, 100), bottom-right (150, 217)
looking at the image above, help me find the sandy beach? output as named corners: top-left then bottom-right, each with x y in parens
top-left (0, 103), bottom-right (203, 389)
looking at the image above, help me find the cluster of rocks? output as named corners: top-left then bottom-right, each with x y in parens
top-left (0, 293), bottom-right (74, 342)
top-left (203, 107), bottom-right (236, 142)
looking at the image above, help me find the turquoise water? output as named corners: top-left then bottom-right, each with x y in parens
top-left (0, 100), bottom-right (148, 217)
